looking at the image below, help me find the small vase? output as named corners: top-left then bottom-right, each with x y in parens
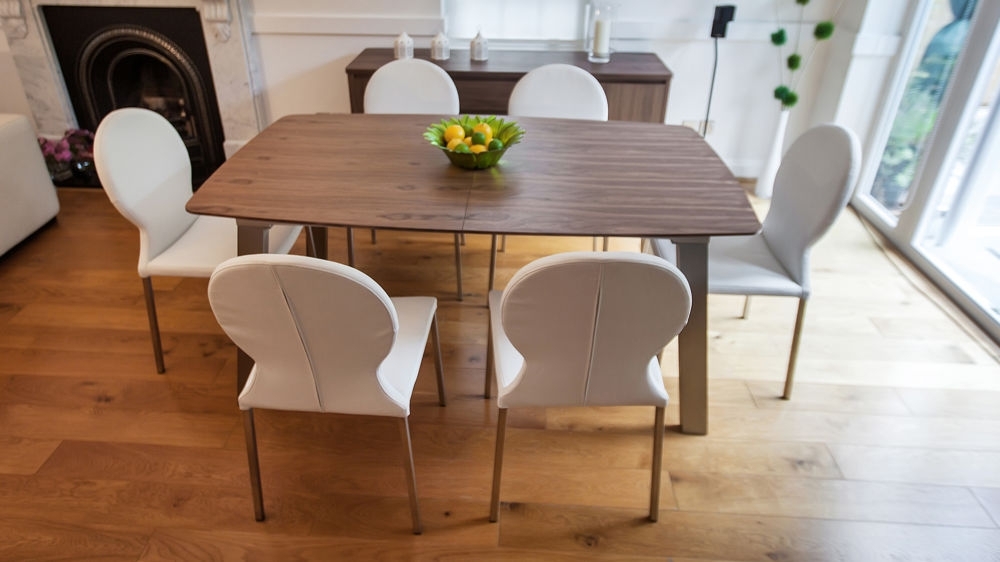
top-left (394, 32), bottom-right (413, 59)
top-left (754, 108), bottom-right (790, 199)
top-left (72, 159), bottom-right (97, 185)
top-left (431, 32), bottom-right (450, 61)
top-left (470, 30), bottom-right (488, 61)
top-left (49, 161), bottom-right (73, 183)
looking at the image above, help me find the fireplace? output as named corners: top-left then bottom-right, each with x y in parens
top-left (41, 6), bottom-right (226, 186)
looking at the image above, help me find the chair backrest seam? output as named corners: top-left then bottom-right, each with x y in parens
top-left (269, 264), bottom-right (325, 411)
top-left (582, 263), bottom-right (605, 405)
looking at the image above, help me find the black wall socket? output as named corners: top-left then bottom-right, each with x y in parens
top-left (711, 5), bottom-right (736, 38)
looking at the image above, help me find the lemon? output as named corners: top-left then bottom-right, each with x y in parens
top-left (469, 144), bottom-right (488, 154)
top-left (447, 137), bottom-right (465, 151)
top-left (453, 143), bottom-right (471, 154)
top-left (488, 138), bottom-right (504, 151)
top-left (444, 124), bottom-right (466, 143)
top-left (464, 136), bottom-right (473, 145)
top-left (471, 131), bottom-right (488, 146)
top-left (473, 122), bottom-right (493, 143)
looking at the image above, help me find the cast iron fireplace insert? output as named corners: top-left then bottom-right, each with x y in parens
top-left (42, 6), bottom-right (225, 187)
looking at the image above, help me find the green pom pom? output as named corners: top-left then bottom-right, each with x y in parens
top-left (787, 53), bottom-right (802, 70)
top-left (814, 21), bottom-right (835, 40)
top-left (770, 28), bottom-right (787, 46)
top-left (773, 86), bottom-right (798, 108)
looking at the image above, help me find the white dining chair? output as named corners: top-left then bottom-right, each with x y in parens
top-left (485, 251), bottom-right (691, 523)
top-left (207, 253), bottom-right (446, 534)
top-left (508, 63), bottom-right (609, 121)
top-left (94, 107), bottom-right (302, 373)
top-left (649, 123), bottom-right (861, 400)
top-left (496, 64), bottom-right (612, 288)
top-left (362, 58), bottom-right (465, 300)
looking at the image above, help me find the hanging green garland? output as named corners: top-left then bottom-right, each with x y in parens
top-left (771, 0), bottom-right (836, 108)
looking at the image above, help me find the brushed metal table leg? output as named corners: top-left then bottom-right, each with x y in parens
top-left (674, 237), bottom-right (709, 435)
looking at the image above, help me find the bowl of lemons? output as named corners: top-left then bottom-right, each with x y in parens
top-left (424, 115), bottom-right (525, 170)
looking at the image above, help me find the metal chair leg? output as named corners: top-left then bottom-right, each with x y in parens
top-left (484, 316), bottom-right (494, 399)
top-left (346, 227), bottom-right (356, 267)
top-left (399, 418), bottom-right (423, 534)
top-left (500, 234), bottom-right (507, 252)
top-left (141, 277), bottom-right (165, 373)
top-left (242, 409), bottom-right (265, 521)
top-left (488, 235), bottom-right (498, 293)
top-left (741, 296), bottom-right (751, 319)
top-left (305, 226), bottom-right (316, 257)
top-left (782, 298), bottom-right (808, 400)
top-left (431, 314), bottom-right (447, 407)
top-left (489, 408), bottom-right (508, 522)
top-left (602, 236), bottom-right (610, 251)
top-left (370, 228), bottom-right (377, 244)
top-left (649, 406), bottom-right (665, 522)
top-left (453, 233), bottom-right (463, 301)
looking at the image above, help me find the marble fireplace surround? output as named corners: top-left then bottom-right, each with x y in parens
top-left (5, 0), bottom-right (258, 153)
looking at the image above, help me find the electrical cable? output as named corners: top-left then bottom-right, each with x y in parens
top-left (703, 36), bottom-right (719, 138)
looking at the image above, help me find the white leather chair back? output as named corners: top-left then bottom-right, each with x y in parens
top-left (508, 64), bottom-right (609, 121)
top-left (94, 107), bottom-right (196, 276)
top-left (208, 254), bottom-right (413, 417)
top-left (364, 58), bottom-right (460, 114)
top-left (760, 124), bottom-right (861, 289)
top-left (498, 252), bottom-right (690, 408)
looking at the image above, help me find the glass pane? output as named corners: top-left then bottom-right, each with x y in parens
top-left (869, 0), bottom-right (978, 213)
top-left (918, 55), bottom-right (1000, 320)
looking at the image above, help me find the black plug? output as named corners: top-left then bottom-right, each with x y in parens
top-left (711, 5), bottom-right (736, 38)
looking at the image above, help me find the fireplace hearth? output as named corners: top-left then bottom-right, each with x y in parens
top-left (42, 6), bottom-right (226, 186)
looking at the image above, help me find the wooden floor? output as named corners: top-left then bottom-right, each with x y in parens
top-left (3, 188), bottom-right (1000, 561)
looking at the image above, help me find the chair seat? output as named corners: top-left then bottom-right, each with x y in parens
top-left (488, 290), bottom-right (523, 392)
top-left (650, 236), bottom-right (803, 298)
top-left (706, 235), bottom-right (804, 297)
top-left (145, 215), bottom-right (301, 278)
top-left (378, 296), bottom-right (439, 413)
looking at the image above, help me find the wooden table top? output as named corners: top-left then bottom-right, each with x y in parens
top-left (186, 113), bottom-right (760, 238)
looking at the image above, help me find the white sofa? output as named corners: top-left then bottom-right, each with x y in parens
top-left (0, 114), bottom-right (60, 257)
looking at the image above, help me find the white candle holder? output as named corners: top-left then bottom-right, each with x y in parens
top-left (586, 4), bottom-right (615, 64)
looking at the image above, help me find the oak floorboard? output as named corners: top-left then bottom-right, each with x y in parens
top-left (0, 404), bottom-right (237, 448)
top-left (745, 381), bottom-right (912, 415)
top-left (828, 444), bottom-right (1000, 488)
top-left (0, 347), bottom-right (228, 380)
top-left (669, 470), bottom-right (995, 527)
top-left (895, 387), bottom-right (1000, 419)
top-left (0, 373), bottom-right (236, 414)
top-left (0, 518), bottom-right (150, 562)
top-left (974, 487), bottom-right (1000, 527)
top-left (496, 503), bottom-right (1000, 561)
top-left (0, 473), bottom-right (310, 535)
top-left (138, 528), bottom-right (677, 561)
top-left (0, 435), bottom-right (62, 475)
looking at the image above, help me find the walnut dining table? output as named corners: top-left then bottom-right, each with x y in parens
top-left (186, 112), bottom-right (761, 435)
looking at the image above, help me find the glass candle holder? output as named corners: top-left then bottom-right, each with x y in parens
top-left (586, 4), bottom-right (614, 63)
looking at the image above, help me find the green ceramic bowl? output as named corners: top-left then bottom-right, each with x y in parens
top-left (424, 115), bottom-right (525, 170)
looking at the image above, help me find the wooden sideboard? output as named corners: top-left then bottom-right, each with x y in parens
top-left (345, 48), bottom-right (672, 123)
